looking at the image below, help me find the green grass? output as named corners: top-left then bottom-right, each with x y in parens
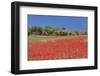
top-left (28, 35), bottom-right (87, 43)
top-left (28, 35), bottom-right (66, 43)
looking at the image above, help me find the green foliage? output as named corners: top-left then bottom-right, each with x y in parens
top-left (75, 31), bottom-right (79, 35)
top-left (43, 26), bottom-right (56, 35)
top-left (28, 26), bottom-right (87, 36)
top-left (84, 32), bottom-right (87, 35)
top-left (28, 27), bottom-right (33, 36)
top-left (58, 30), bottom-right (68, 36)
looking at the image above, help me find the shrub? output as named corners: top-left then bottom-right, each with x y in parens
top-left (28, 26), bottom-right (85, 36)
top-left (44, 26), bottom-right (56, 35)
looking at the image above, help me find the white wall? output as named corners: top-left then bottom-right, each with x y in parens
top-left (0, 0), bottom-right (99, 76)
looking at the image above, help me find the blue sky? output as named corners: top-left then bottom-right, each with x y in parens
top-left (28, 15), bottom-right (88, 32)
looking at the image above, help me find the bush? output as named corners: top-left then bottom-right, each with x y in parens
top-left (28, 26), bottom-right (85, 36)
top-left (84, 32), bottom-right (87, 35)
top-left (75, 31), bottom-right (79, 35)
top-left (44, 26), bottom-right (56, 35)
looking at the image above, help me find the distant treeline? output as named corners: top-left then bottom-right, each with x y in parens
top-left (28, 26), bottom-right (87, 36)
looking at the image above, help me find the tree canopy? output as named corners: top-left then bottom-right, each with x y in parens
top-left (28, 26), bottom-right (87, 36)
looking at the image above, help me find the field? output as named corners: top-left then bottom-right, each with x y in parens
top-left (28, 35), bottom-right (88, 61)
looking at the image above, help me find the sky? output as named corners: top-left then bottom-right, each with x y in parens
top-left (28, 15), bottom-right (88, 32)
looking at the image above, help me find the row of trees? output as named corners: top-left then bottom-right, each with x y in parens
top-left (28, 26), bottom-right (87, 36)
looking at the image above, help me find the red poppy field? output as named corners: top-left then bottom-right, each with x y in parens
top-left (28, 35), bottom-right (88, 61)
